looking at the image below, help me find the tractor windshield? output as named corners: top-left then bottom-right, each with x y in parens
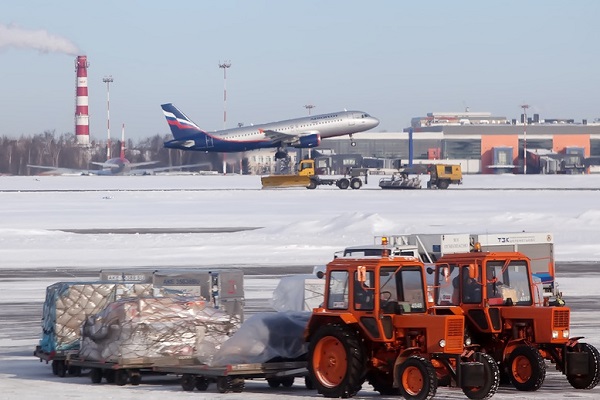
top-left (485, 259), bottom-right (532, 306)
top-left (379, 266), bottom-right (426, 313)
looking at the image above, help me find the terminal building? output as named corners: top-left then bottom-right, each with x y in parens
top-left (314, 111), bottom-right (600, 174)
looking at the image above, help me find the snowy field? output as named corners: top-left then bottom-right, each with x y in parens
top-left (0, 173), bottom-right (599, 399)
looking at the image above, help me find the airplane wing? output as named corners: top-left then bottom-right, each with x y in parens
top-left (130, 162), bottom-right (213, 175)
top-left (260, 129), bottom-right (319, 144)
top-left (27, 165), bottom-right (94, 175)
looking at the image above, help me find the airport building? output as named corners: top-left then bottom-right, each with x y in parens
top-left (317, 111), bottom-right (600, 174)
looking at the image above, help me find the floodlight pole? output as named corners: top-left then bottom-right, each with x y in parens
top-left (219, 61), bottom-right (231, 173)
top-left (304, 104), bottom-right (315, 115)
top-left (521, 104), bottom-right (530, 175)
top-left (103, 76), bottom-right (114, 160)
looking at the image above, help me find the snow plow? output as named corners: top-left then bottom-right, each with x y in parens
top-left (261, 159), bottom-right (367, 189)
top-left (305, 255), bottom-right (500, 399)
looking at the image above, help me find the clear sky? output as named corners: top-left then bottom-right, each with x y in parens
top-left (1, 0), bottom-right (599, 141)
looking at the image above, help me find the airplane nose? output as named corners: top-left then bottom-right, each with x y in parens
top-left (370, 116), bottom-right (380, 128)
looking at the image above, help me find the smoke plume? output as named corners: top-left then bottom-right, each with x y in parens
top-left (0, 23), bottom-right (80, 55)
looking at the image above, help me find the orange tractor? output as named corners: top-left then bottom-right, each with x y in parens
top-left (429, 250), bottom-right (600, 392)
top-left (304, 255), bottom-right (500, 400)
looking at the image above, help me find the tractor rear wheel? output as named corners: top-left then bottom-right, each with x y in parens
top-left (567, 342), bottom-right (600, 389)
top-left (395, 355), bottom-right (437, 400)
top-left (507, 344), bottom-right (545, 391)
top-left (462, 352), bottom-right (500, 400)
top-left (308, 324), bottom-right (365, 398)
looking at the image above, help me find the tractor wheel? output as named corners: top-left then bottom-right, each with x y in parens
top-left (367, 370), bottom-right (400, 395)
top-left (395, 356), bottom-right (437, 400)
top-left (337, 178), bottom-right (350, 190)
top-left (462, 352), bottom-right (500, 400)
top-left (350, 178), bottom-right (362, 190)
top-left (437, 179), bottom-right (450, 189)
top-left (567, 342), bottom-right (600, 389)
top-left (305, 375), bottom-right (316, 390)
top-left (308, 324), bottom-right (365, 398)
top-left (90, 368), bottom-right (103, 384)
top-left (507, 345), bottom-right (546, 391)
top-left (181, 374), bottom-right (196, 391)
top-left (195, 376), bottom-right (210, 391)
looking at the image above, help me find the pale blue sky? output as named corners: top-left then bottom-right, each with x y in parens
top-left (1, 0), bottom-right (598, 141)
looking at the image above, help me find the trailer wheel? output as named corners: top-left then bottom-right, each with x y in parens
top-left (195, 376), bottom-right (210, 391)
top-left (350, 178), bottom-right (362, 190)
top-left (68, 366), bottom-right (82, 377)
top-left (129, 370), bottom-right (142, 386)
top-left (437, 179), bottom-right (450, 189)
top-left (462, 353), bottom-right (500, 400)
top-left (114, 369), bottom-right (129, 386)
top-left (395, 356), bottom-right (437, 400)
top-left (305, 376), bottom-right (316, 390)
top-left (567, 342), bottom-right (600, 389)
top-left (281, 376), bottom-right (295, 387)
top-left (90, 368), bottom-right (103, 384)
top-left (267, 378), bottom-right (281, 388)
top-left (337, 178), bottom-right (350, 190)
top-left (508, 345), bottom-right (545, 391)
top-left (51, 360), bottom-right (59, 376)
top-left (367, 370), bottom-right (400, 395)
top-left (308, 324), bottom-right (365, 398)
top-left (104, 370), bottom-right (115, 384)
top-left (55, 360), bottom-right (66, 378)
top-left (181, 374), bottom-right (196, 391)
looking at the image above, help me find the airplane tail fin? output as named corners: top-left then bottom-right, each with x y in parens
top-left (161, 103), bottom-right (206, 139)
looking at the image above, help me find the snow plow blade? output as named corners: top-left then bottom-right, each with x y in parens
top-left (261, 175), bottom-right (311, 188)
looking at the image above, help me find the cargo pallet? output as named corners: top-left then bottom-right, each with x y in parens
top-left (33, 345), bottom-right (81, 377)
top-left (154, 360), bottom-right (310, 393)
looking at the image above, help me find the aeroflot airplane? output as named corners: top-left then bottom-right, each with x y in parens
top-left (161, 103), bottom-right (379, 158)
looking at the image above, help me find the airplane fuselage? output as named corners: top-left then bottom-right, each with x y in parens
top-left (163, 109), bottom-right (379, 152)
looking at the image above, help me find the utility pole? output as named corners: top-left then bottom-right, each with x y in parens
top-left (520, 104), bottom-right (530, 175)
top-left (304, 104), bottom-right (315, 115)
top-left (102, 76), bottom-right (113, 160)
top-left (219, 61), bottom-right (231, 173)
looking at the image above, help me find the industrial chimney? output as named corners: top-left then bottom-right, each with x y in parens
top-left (75, 55), bottom-right (90, 145)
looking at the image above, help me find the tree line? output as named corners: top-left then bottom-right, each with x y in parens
top-left (0, 131), bottom-right (223, 175)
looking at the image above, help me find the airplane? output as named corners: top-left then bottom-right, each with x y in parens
top-left (161, 103), bottom-right (380, 159)
top-left (28, 124), bottom-right (207, 176)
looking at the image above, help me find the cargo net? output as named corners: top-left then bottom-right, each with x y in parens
top-left (79, 297), bottom-right (235, 365)
top-left (39, 282), bottom-right (153, 353)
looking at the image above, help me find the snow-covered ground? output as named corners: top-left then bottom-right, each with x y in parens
top-left (0, 173), bottom-right (599, 399)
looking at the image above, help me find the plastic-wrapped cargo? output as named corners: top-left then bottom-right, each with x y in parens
top-left (270, 274), bottom-right (325, 312)
top-left (79, 297), bottom-right (235, 364)
top-left (39, 282), bottom-right (153, 353)
top-left (211, 311), bottom-right (310, 366)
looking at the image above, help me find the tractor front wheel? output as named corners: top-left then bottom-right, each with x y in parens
top-left (507, 345), bottom-right (546, 391)
top-left (308, 324), bottom-right (365, 398)
top-left (462, 352), bottom-right (500, 400)
top-left (567, 342), bottom-right (600, 389)
top-left (395, 356), bottom-right (437, 400)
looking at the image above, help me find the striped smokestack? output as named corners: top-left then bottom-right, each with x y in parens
top-left (75, 55), bottom-right (90, 145)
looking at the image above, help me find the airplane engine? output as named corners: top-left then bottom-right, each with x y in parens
top-left (291, 133), bottom-right (321, 149)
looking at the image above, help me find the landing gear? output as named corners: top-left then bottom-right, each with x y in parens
top-left (350, 134), bottom-right (356, 147)
top-left (274, 149), bottom-right (289, 160)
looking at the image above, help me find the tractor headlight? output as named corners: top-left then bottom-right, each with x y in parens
top-left (563, 330), bottom-right (570, 338)
top-left (438, 339), bottom-right (446, 348)
top-left (465, 337), bottom-right (472, 346)
top-left (552, 330), bottom-right (559, 339)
